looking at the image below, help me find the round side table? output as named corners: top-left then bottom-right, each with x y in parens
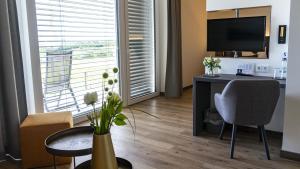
top-left (45, 126), bottom-right (133, 169)
top-left (45, 126), bottom-right (93, 168)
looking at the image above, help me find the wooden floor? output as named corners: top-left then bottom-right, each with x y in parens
top-left (1, 89), bottom-right (300, 169)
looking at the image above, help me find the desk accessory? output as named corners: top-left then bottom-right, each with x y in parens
top-left (236, 63), bottom-right (255, 76)
top-left (278, 25), bottom-right (287, 44)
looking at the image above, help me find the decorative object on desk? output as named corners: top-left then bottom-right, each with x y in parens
top-left (280, 54), bottom-right (288, 79)
top-left (203, 56), bottom-right (221, 77)
top-left (273, 53), bottom-right (288, 80)
top-left (278, 25), bottom-right (287, 44)
top-left (84, 67), bottom-right (131, 169)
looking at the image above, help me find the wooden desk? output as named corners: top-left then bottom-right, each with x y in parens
top-left (192, 74), bottom-right (286, 136)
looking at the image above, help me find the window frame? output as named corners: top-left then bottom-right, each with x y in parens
top-left (17, 0), bottom-right (44, 114)
top-left (124, 0), bottom-right (161, 105)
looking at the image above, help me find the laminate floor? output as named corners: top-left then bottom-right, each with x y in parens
top-left (1, 89), bottom-right (300, 169)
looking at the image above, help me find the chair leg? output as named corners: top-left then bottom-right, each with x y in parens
top-left (219, 121), bottom-right (226, 140)
top-left (230, 124), bottom-right (237, 159)
top-left (258, 126), bottom-right (263, 142)
top-left (69, 87), bottom-right (80, 112)
top-left (57, 90), bottom-right (62, 107)
top-left (43, 98), bottom-right (49, 112)
top-left (260, 125), bottom-right (271, 160)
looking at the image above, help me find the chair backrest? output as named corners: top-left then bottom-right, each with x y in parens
top-left (45, 50), bottom-right (72, 86)
top-left (221, 79), bottom-right (280, 125)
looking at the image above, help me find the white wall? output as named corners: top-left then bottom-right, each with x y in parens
top-left (181, 0), bottom-right (207, 87)
top-left (207, 0), bottom-right (272, 11)
top-left (207, 0), bottom-right (291, 76)
top-left (282, 0), bottom-right (300, 154)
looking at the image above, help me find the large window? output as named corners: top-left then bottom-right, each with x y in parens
top-left (19, 0), bottom-right (158, 116)
top-left (35, 0), bottom-right (119, 116)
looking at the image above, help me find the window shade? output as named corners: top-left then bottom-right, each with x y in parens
top-left (35, 0), bottom-right (118, 116)
top-left (128, 0), bottom-right (156, 99)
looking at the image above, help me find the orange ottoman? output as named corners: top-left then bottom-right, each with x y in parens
top-left (20, 112), bottom-right (73, 169)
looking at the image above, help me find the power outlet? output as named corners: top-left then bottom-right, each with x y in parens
top-left (256, 64), bottom-right (269, 73)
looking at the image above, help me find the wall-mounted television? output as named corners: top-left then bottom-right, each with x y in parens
top-left (207, 16), bottom-right (266, 52)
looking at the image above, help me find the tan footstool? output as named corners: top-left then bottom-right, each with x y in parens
top-left (20, 112), bottom-right (73, 169)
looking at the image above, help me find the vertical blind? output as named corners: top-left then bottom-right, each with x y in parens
top-left (128, 0), bottom-right (156, 99)
top-left (35, 0), bottom-right (118, 115)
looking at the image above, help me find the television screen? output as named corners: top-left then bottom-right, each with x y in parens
top-left (207, 16), bottom-right (266, 52)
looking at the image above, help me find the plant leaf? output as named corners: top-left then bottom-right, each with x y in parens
top-left (127, 108), bottom-right (136, 136)
top-left (115, 113), bottom-right (127, 121)
top-left (129, 107), bottom-right (160, 119)
top-left (114, 118), bottom-right (127, 126)
top-left (116, 101), bottom-right (123, 114)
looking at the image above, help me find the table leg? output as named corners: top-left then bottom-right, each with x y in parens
top-left (193, 80), bottom-right (211, 136)
top-left (73, 157), bottom-right (76, 168)
top-left (53, 155), bottom-right (56, 169)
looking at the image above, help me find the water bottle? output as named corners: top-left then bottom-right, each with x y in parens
top-left (281, 53), bottom-right (288, 79)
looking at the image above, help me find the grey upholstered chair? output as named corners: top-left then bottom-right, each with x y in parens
top-left (214, 79), bottom-right (280, 160)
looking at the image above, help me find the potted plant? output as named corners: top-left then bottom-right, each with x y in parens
top-left (84, 67), bottom-right (130, 169)
top-left (203, 56), bottom-right (221, 76)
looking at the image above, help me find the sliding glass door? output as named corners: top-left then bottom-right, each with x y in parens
top-left (22, 0), bottom-right (158, 116)
top-left (34, 0), bottom-right (119, 116)
top-left (126, 0), bottom-right (158, 104)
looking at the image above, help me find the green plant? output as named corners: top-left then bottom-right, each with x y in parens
top-left (203, 56), bottom-right (221, 74)
top-left (84, 68), bottom-right (130, 135)
top-left (84, 67), bottom-right (160, 135)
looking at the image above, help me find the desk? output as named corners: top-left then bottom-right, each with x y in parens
top-left (192, 74), bottom-right (286, 136)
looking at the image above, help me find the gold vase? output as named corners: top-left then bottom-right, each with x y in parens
top-left (91, 133), bottom-right (118, 169)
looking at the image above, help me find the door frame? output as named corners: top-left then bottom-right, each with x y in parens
top-left (120, 0), bottom-right (161, 106)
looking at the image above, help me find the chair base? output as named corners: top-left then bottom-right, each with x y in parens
top-left (230, 124), bottom-right (237, 159)
top-left (259, 125), bottom-right (271, 160)
top-left (219, 121), bottom-right (226, 140)
top-left (219, 123), bottom-right (271, 160)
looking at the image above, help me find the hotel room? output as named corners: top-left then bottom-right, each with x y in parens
top-left (1, 0), bottom-right (300, 168)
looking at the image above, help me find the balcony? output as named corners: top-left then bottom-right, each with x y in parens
top-left (40, 41), bottom-right (118, 116)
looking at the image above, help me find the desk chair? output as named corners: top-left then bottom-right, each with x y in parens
top-left (214, 79), bottom-right (280, 160)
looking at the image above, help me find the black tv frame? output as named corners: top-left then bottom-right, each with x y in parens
top-left (207, 16), bottom-right (267, 52)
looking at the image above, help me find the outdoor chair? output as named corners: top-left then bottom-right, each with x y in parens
top-left (43, 50), bottom-right (80, 112)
